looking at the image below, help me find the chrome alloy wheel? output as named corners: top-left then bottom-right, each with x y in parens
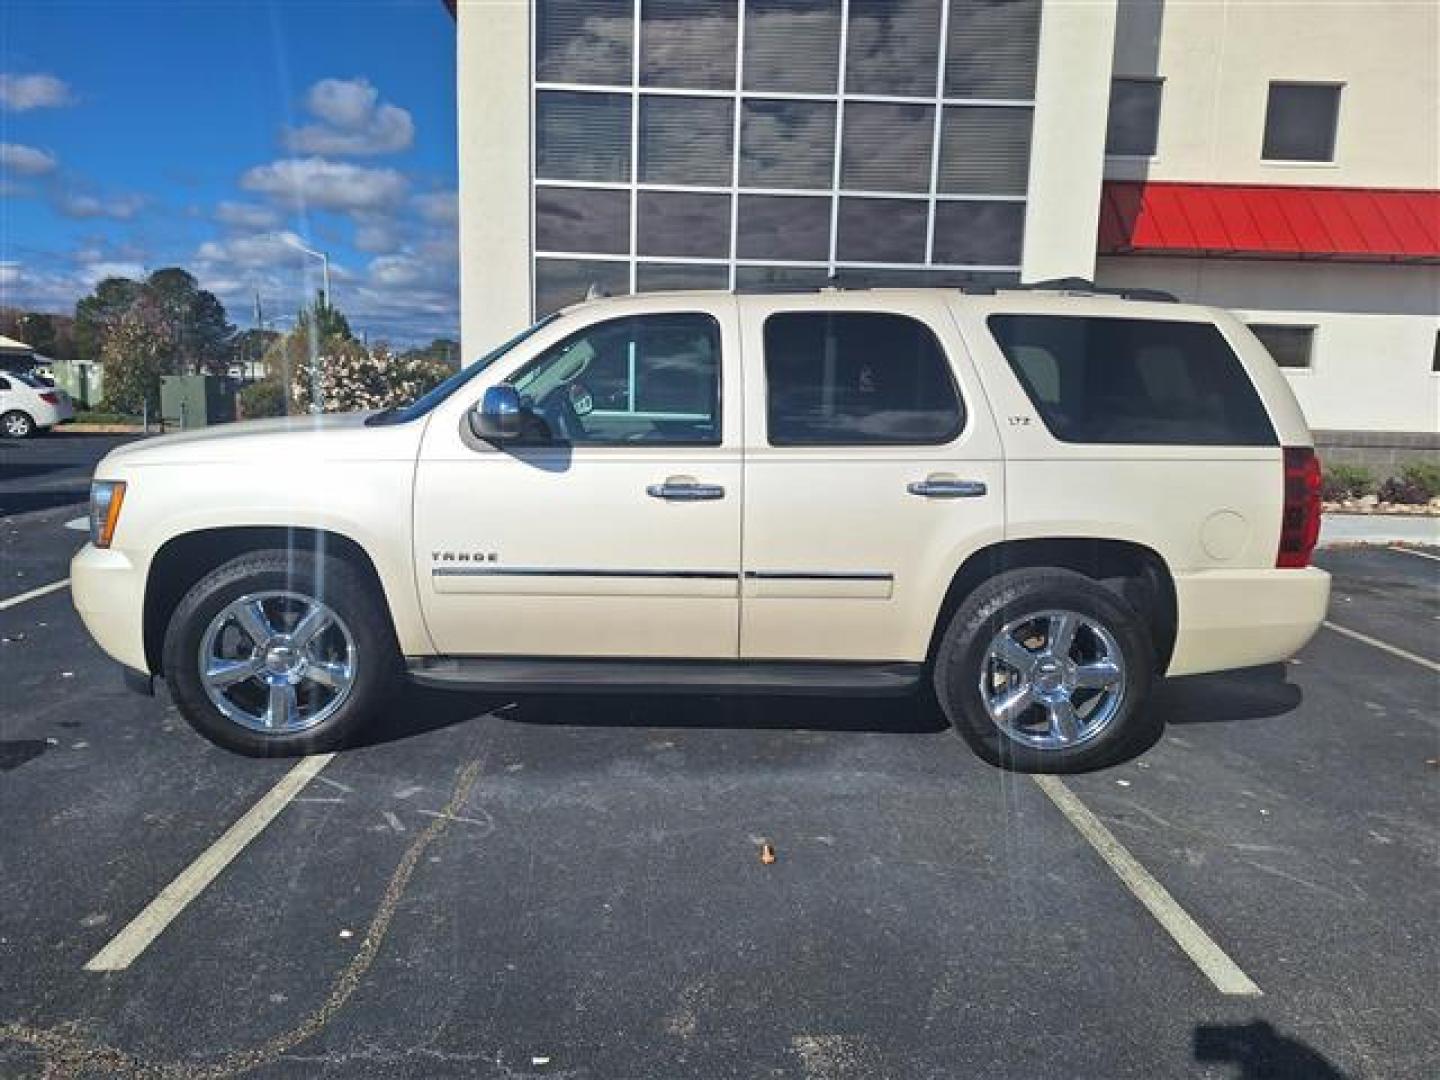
top-left (198, 591), bottom-right (357, 734)
top-left (3, 412), bottom-right (33, 437)
top-left (979, 609), bottom-right (1126, 750)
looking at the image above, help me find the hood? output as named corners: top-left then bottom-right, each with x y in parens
top-left (100, 410), bottom-right (421, 469)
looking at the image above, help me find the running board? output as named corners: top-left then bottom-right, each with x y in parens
top-left (407, 657), bottom-right (923, 697)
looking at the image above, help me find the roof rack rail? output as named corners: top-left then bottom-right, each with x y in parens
top-left (973, 277), bottom-right (1178, 302)
top-left (733, 274), bottom-right (1178, 302)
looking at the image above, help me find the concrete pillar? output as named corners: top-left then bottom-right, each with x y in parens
top-left (456, 0), bottom-right (533, 361)
top-left (1021, 0), bottom-right (1119, 284)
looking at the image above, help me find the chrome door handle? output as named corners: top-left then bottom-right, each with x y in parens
top-left (907, 476), bottom-right (987, 499)
top-left (647, 479), bottom-right (726, 501)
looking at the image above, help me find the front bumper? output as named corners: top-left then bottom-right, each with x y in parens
top-left (70, 542), bottom-right (149, 674)
top-left (1167, 566), bottom-right (1331, 677)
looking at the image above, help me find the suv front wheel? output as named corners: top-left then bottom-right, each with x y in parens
top-left (934, 569), bottom-right (1158, 772)
top-left (163, 549), bottom-right (400, 756)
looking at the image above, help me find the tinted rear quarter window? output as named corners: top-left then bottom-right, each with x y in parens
top-left (988, 315), bottom-right (1276, 446)
top-left (765, 312), bottom-right (964, 445)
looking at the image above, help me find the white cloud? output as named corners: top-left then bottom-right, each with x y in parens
top-left (0, 262), bottom-right (19, 287)
top-left (240, 157), bottom-right (408, 213)
top-left (215, 200), bottom-right (281, 230)
top-left (54, 191), bottom-right (145, 220)
top-left (80, 261), bottom-right (146, 285)
top-left (0, 142), bottom-right (57, 176)
top-left (282, 77), bottom-right (414, 156)
top-left (414, 190), bottom-right (458, 225)
top-left (196, 230), bottom-right (308, 270)
top-left (0, 73), bottom-right (75, 111)
top-left (367, 253), bottom-right (427, 288)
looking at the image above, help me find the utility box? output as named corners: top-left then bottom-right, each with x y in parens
top-left (160, 375), bottom-right (240, 430)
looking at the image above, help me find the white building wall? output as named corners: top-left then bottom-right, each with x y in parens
top-left (1095, 256), bottom-right (1440, 434)
top-left (456, 0), bottom-right (532, 360)
top-left (1021, 0), bottom-right (1117, 283)
top-left (1108, 0), bottom-right (1439, 188)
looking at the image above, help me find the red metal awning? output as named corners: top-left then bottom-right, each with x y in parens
top-left (1098, 181), bottom-right (1440, 263)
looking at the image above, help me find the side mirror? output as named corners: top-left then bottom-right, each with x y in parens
top-left (470, 383), bottom-right (523, 441)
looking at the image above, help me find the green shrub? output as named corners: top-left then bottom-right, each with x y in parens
top-left (238, 379), bottom-right (287, 419)
top-left (1398, 462), bottom-right (1440, 501)
top-left (73, 410), bottom-right (140, 425)
top-left (1321, 464), bottom-right (1375, 501)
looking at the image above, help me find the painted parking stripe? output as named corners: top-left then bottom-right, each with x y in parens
top-left (84, 753), bottom-right (336, 972)
top-left (1322, 621), bottom-right (1439, 673)
top-left (1387, 545), bottom-right (1440, 563)
top-left (0, 578), bottom-right (69, 610)
top-left (1033, 774), bottom-right (1262, 997)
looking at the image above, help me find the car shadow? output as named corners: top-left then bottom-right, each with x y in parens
top-left (1194, 1020), bottom-right (1351, 1079)
top-left (354, 685), bottom-right (946, 750)
top-left (1156, 663), bottom-right (1304, 726)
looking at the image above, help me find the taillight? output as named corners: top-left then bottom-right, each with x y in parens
top-left (1278, 447), bottom-right (1321, 568)
top-left (39, 391), bottom-right (59, 404)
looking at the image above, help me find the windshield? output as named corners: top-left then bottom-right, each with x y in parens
top-left (11, 370), bottom-right (50, 389)
top-left (366, 313), bottom-right (561, 426)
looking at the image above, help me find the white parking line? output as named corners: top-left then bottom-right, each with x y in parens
top-left (1387, 545), bottom-right (1440, 563)
top-left (84, 753), bottom-right (336, 972)
top-left (1033, 774), bottom-right (1262, 997)
top-left (1323, 621), bottom-right (1439, 674)
top-left (0, 578), bottom-right (69, 611)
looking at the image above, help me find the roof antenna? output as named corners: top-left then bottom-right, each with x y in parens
top-left (585, 282), bottom-right (610, 301)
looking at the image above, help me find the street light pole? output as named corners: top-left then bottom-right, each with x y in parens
top-left (280, 236), bottom-right (330, 306)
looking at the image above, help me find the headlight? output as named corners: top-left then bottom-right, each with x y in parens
top-left (90, 480), bottom-right (127, 548)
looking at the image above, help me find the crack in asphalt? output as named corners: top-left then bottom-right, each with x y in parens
top-left (0, 758), bottom-right (484, 1079)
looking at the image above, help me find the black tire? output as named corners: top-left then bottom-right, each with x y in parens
top-left (1, 411), bottom-right (35, 438)
top-left (933, 568), bottom-right (1158, 773)
top-left (162, 549), bottom-right (401, 756)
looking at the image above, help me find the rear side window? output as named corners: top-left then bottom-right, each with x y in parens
top-left (764, 312), bottom-right (964, 445)
top-left (988, 315), bottom-right (1277, 446)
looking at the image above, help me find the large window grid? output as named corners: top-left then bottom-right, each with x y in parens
top-left (531, 1), bottom-right (1037, 313)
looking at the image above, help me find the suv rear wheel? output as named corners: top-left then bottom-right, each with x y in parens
top-left (162, 549), bottom-right (400, 756)
top-left (934, 568), bottom-right (1158, 772)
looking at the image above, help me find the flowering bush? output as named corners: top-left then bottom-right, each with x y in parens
top-left (281, 335), bottom-right (451, 414)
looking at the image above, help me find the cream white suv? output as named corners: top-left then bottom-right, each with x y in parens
top-left (71, 284), bottom-right (1330, 771)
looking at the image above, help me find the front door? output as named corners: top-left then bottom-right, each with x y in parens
top-left (415, 303), bottom-right (743, 658)
top-left (738, 295), bottom-right (1005, 663)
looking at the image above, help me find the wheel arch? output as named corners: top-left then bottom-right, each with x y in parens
top-left (926, 537), bottom-right (1178, 673)
top-left (143, 526), bottom-right (393, 676)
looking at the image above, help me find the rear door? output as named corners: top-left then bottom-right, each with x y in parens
top-left (738, 293), bottom-right (1005, 662)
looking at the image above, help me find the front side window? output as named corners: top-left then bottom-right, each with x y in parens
top-left (764, 312), bottom-right (964, 445)
top-left (510, 313), bottom-right (721, 446)
top-left (988, 315), bottom-right (1277, 446)
top-left (1262, 83), bottom-right (1340, 162)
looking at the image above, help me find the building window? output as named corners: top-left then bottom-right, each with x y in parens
top-left (1262, 83), bottom-right (1341, 162)
top-left (529, 0), bottom-right (1041, 314)
top-left (764, 312), bottom-right (965, 446)
top-left (640, 0), bottom-right (737, 91)
top-left (536, 91), bottom-right (631, 182)
top-left (1106, 77), bottom-right (1163, 157)
top-left (1249, 324), bottom-right (1315, 369)
top-left (744, 0), bottom-right (841, 94)
top-left (639, 96), bottom-right (734, 186)
top-left (946, 0), bottom-right (1042, 99)
top-left (938, 106), bottom-right (1033, 196)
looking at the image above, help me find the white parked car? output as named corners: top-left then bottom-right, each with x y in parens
top-left (0, 370), bottom-right (75, 437)
top-left (71, 283), bottom-right (1329, 770)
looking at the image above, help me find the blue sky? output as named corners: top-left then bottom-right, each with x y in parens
top-left (0, 0), bottom-right (459, 344)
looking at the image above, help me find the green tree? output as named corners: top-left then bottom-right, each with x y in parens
top-left (143, 267), bottom-right (234, 374)
top-left (15, 312), bottom-right (57, 356)
top-left (74, 276), bottom-right (143, 360)
top-left (99, 302), bottom-right (171, 415)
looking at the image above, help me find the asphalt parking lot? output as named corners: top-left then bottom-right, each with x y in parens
top-left (1, 433), bottom-right (1436, 1079)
